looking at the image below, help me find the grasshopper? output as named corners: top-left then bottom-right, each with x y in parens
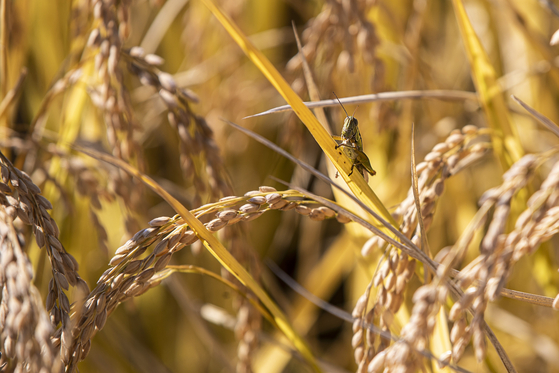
top-left (332, 94), bottom-right (376, 178)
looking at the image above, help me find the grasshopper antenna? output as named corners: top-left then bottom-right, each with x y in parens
top-left (333, 92), bottom-right (349, 118)
top-left (351, 106), bottom-right (359, 118)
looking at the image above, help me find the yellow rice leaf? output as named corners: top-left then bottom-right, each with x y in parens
top-left (452, 0), bottom-right (523, 168)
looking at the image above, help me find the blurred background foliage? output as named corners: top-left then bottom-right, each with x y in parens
top-left (3, 0), bottom-right (559, 372)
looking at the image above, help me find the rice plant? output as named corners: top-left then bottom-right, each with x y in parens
top-left (1, 1), bottom-right (559, 372)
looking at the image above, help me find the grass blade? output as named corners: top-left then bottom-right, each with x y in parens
top-left (244, 90), bottom-right (479, 118)
top-left (452, 0), bottom-right (523, 169)
top-left (512, 95), bottom-right (559, 138)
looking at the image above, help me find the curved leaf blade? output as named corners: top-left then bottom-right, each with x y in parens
top-left (452, 0), bottom-right (523, 168)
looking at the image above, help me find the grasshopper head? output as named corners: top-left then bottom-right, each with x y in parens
top-left (342, 116), bottom-right (359, 138)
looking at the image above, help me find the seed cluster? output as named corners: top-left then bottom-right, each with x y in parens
top-left (352, 249), bottom-right (417, 372)
top-left (124, 47), bottom-right (232, 206)
top-left (505, 161), bottom-right (559, 310)
top-left (287, 0), bottom-right (379, 74)
top-left (362, 126), bottom-right (487, 258)
top-left (351, 283), bottom-right (378, 373)
top-left (87, 0), bottom-right (137, 161)
top-left (62, 186), bottom-right (351, 369)
top-left (207, 186), bottom-right (351, 227)
top-left (86, 0), bottom-right (144, 236)
top-left (367, 285), bottom-right (448, 373)
top-left (0, 207), bottom-right (62, 372)
top-left (507, 160), bottom-right (559, 265)
top-left (62, 222), bottom-right (168, 371)
top-left (353, 125), bottom-right (490, 369)
top-left (355, 144), bottom-right (559, 370)
top-left (450, 154), bottom-right (544, 363)
top-left (233, 294), bottom-right (261, 373)
top-left (0, 154), bottom-right (86, 371)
